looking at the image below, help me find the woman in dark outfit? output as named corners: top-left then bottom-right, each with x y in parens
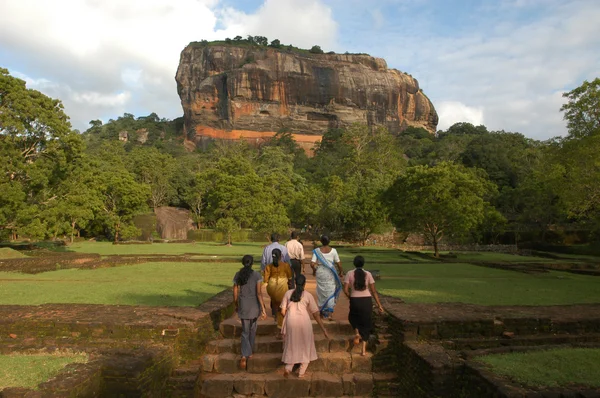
top-left (343, 255), bottom-right (384, 356)
top-left (233, 255), bottom-right (267, 369)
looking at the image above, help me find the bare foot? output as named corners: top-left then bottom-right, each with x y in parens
top-left (353, 335), bottom-right (360, 346)
top-left (283, 369), bottom-right (290, 378)
top-left (240, 357), bottom-right (247, 369)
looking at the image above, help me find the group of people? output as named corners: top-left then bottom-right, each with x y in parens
top-left (232, 233), bottom-right (384, 378)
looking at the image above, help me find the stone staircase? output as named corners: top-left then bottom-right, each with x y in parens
top-left (187, 317), bottom-right (394, 398)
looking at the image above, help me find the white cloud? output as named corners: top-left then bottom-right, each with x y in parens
top-left (437, 102), bottom-right (484, 131)
top-left (374, 0), bottom-right (600, 139)
top-left (221, 0), bottom-right (338, 50)
top-left (0, 0), bottom-right (337, 131)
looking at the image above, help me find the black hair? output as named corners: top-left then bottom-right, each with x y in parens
top-left (270, 233), bottom-right (279, 242)
top-left (235, 255), bottom-right (254, 286)
top-left (272, 248), bottom-right (281, 268)
top-left (291, 274), bottom-right (306, 302)
top-left (353, 255), bottom-right (367, 291)
top-left (290, 231), bottom-right (298, 239)
top-left (320, 235), bottom-right (330, 246)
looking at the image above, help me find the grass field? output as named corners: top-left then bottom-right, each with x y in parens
top-left (68, 241), bottom-right (265, 256)
top-left (0, 243), bottom-right (598, 306)
top-left (476, 348), bottom-right (600, 388)
top-left (0, 352), bottom-right (87, 390)
top-left (0, 262), bottom-right (241, 306)
top-left (0, 248), bottom-right (28, 259)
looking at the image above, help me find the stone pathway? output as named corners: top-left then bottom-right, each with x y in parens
top-left (195, 245), bottom-right (394, 397)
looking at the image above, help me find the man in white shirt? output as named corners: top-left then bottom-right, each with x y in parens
top-left (285, 231), bottom-right (304, 288)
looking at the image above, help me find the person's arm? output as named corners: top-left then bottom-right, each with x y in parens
top-left (369, 283), bottom-right (385, 313)
top-left (233, 284), bottom-right (239, 314)
top-left (257, 282), bottom-right (267, 319)
top-left (261, 247), bottom-right (268, 271)
top-left (312, 311), bottom-right (330, 339)
top-left (335, 261), bottom-right (344, 277)
top-left (343, 282), bottom-right (351, 299)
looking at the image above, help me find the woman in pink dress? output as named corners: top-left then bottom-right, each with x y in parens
top-left (280, 275), bottom-right (330, 378)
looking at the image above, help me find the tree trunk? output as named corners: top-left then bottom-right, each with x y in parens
top-left (70, 221), bottom-right (76, 243)
top-left (433, 237), bottom-right (439, 258)
top-left (114, 222), bottom-right (120, 243)
top-left (227, 232), bottom-right (232, 246)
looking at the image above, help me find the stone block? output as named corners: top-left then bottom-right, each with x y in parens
top-left (308, 356), bottom-right (326, 372)
top-left (322, 352), bottom-right (352, 374)
top-left (200, 376), bottom-right (233, 398)
top-left (246, 353), bottom-right (282, 373)
top-left (233, 374), bottom-right (265, 395)
top-left (342, 373), bottom-right (355, 395)
top-left (264, 374), bottom-right (311, 398)
top-left (201, 354), bottom-right (216, 372)
top-left (351, 353), bottom-right (372, 372)
top-left (353, 373), bottom-right (374, 395)
top-left (329, 336), bottom-right (350, 352)
top-left (309, 372), bottom-right (342, 397)
top-left (213, 353), bottom-right (239, 373)
top-left (315, 335), bottom-right (330, 352)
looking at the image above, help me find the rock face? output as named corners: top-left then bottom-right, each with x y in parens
top-left (176, 44), bottom-right (438, 151)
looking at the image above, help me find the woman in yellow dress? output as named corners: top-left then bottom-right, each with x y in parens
top-left (263, 248), bottom-right (293, 332)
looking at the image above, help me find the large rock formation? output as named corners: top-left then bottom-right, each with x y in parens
top-left (176, 43), bottom-right (438, 151)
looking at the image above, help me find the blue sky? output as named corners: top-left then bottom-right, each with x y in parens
top-left (1, 0), bottom-right (599, 139)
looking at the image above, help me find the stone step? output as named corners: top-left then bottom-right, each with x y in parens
top-left (164, 374), bottom-right (197, 398)
top-left (219, 318), bottom-right (354, 338)
top-left (372, 373), bottom-right (399, 397)
top-left (206, 334), bottom-right (365, 355)
top-left (443, 332), bottom-right (600, 351)
top-left (202, 352), bottom-right (373, 374)
top-left (199, 371), bottom-right (375, 398)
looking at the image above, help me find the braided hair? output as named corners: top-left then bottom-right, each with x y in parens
top-left (291, 274), bottom-right (306, 302)
top-left (235, 255), bottom-right (254, 286)
top-left (353, 255), bottom-right (367, 291)
top-left (272, 248), bottom-right (281, 268)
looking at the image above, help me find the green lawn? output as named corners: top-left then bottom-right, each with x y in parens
top-left (370, 262), bottom-right (599, 305)
top-left (0, 262), bottom-right (243, 306)
top-left (476, 348), bottom-right (600, 388)
top-left (1, 243), bottom-right (599, 307)
top-left (68, 241), bottom-right (266, 256)
top-left (0, 352), bottom-right (88, 390)
top-left (0, 248), bottom-right (28, 259)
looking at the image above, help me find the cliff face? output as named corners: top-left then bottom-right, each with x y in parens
top-left (176, 44), bottom-right (438, 150)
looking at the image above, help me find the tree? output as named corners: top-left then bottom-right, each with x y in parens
top-left (0, 68), bottom-right (83, 240)
top-left (385, 162), bottom-right (497, 257)
top-left (216, 217), bottom-right (239, 246)
top-left (233, 35), bottom-right (243, 41)
top-left (561, 78), bottom-right (600, 138)
top-left (269, 39), bottom-right (282, 48)
top-left (128, 147), bottom-right (177, 210)
top-left (253, 36), bottom-right (268, 46)
top-left (309, 45), bottom-right (324, 54)
top-left (556, 134), bottom-right (600, 234)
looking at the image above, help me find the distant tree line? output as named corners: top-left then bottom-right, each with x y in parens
top-left (1, 67), bottom-right (599, 252)
top-left (193, 36), bottom-right (328, 55)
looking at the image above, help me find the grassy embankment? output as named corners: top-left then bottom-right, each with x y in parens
top-left (0, 352), bottom-right (87, 390)
top-left (476, 348), bottom-right (600, 388)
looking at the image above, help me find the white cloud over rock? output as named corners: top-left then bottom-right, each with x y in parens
top-left (0, 0), bottom-right (337, 131)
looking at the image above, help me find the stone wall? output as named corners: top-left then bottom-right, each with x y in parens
top-left (0, 289), bottom-right (235, 395)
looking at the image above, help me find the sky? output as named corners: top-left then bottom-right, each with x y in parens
top-left (1, 0), bottom-right (599, 140)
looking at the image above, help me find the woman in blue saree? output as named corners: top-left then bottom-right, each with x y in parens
top-left (310, 235), bottom-right (344, 320)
